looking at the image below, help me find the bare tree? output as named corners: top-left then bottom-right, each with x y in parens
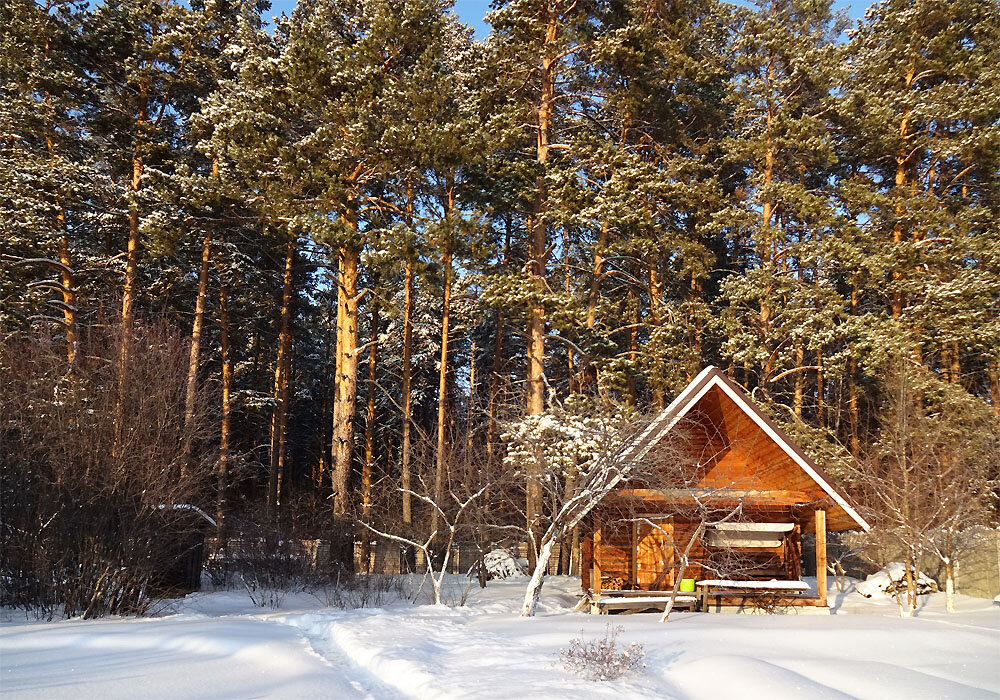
top-left (826, 532), bottom-right (867, 593)
top-left (618, 422), bottom-right (792, 621)
top-left (847, 362), bottom-right (998, 615)
top-left (359, 483), bottom-right (489, 606)
top-left (500, 400), bottom-right (650, 616)
top-left (920, 398), bottom-right (997, 612)
top-left (633, 502), bottom-right (747, 622)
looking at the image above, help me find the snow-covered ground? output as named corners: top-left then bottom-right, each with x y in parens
top-left (2, 575), bottom-right (998, 699)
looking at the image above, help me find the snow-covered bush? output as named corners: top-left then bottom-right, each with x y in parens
top-left (856, 562), bottom-right (938, 598)
top-left (482, 549), bottom-right (528, 580)
top-left (559, 625), bottom-right (645, 681)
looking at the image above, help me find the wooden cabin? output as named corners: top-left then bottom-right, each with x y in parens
top-left (582, 366), bottom-right (869, 613)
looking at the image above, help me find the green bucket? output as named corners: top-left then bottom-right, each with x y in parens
top-left (679, 578), bottom-right (696, 593)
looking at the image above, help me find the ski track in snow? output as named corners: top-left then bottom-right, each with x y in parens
top-left (270, 605), bottom-right (658, 700)
top-left (266, 610), bottom-right (408, 699)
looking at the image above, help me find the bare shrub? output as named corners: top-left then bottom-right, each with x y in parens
top-left (204, 526), bottom-right (314, 608)
top-left (234, 544), bottom-right (308, 609)
top-left (746, 591), bottom-right (792, 614)
top-left (559, 624), bottom-right (646, 681)
top-left (309, 572), bottom-right (413, 609)
top-left (0, 321), bottom-right (213, 618)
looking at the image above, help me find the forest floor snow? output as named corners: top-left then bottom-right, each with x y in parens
top-left (2, 575), bottom-right (998, 700)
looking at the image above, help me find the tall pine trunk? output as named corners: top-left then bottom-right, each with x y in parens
top-left (182, 230), bottom-right (213, 477)
top-left (121, 153), bottom-right (144, 358)
top-left (316, 298), bottom-right (334, 489)
top-left (648, 262), bottom-right (665, 408)
top-left (217, 268), bottom-right (231, 536)
top-left (433, 249), bottom-right (452, 534)
top-left (759, 65), bottom-right (776, 341)
top-left (434, 187), bottom-right (455, 535)
top-left (891, 62), bottom-right (915, 320)
top-left (115, 150), bottom-right (144, 454)
top-left (626, 290), bottom-right (639, 406)
top-left (360, 294), bottom-right (379, 571)
top-left (466, 337), bottom-right (477, 487)
top-left (690, 273), bottom-right (703, 358)
top-left (487, 224), bottom-right (511, 475)
top-left (561, 235), bottom-right (576, 392)
top-left (332, 225), bottom-right (361, 516)
top-left (794, 341), bottom-right (804, 418)
top-left (401, 186), bottom-right (416, 526)
top-left (816, 349), bottom-right (825, 427)
top-left (42, 39), bottom-right (77, 365)
top-left (584, 223), bottom-right (607, 392)
top-left (848, 273), bottom-right (860, 457)
top-left (525, 14), bottom-right (558, 564)
top-left (268, 237), bottom-right (295, 513)
top-left (56, 229), bottom-right (78, 365)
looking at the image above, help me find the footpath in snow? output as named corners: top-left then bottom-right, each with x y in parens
top-left (2, 576), bottom-right (999, 700)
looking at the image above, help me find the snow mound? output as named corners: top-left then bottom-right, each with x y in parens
top-left (482, 549), bottom-right (528, 580)
top-left (670, 655), bottom-right (854, 700)
top-left (856, 562), bottom-right (937, 598)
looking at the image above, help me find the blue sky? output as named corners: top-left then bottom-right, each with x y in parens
top-left (268, 0), bottom-right (865, 38)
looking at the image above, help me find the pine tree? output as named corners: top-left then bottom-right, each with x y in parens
top-left (840, 0), bottom-right (1000, 413)
top-left (1, 0), bottom-right (96, 364)
top-left (85, 0), bottom-right (213, 347)
top-left (717, 0), bottom-right (848, 423)
top-left (584, 0), bottom-right (732, 402)
top-left (487, 0), bottom-right (599, 555)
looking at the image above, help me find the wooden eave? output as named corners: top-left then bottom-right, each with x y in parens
top-left (610, 488), bottom-right (828, 505)
top-left (612, 366), bottom-right (870, 532)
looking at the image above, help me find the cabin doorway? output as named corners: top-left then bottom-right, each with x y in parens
top-left (635, 518), bottom-right (674, 590)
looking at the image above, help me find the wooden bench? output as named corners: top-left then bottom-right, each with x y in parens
top-left (696, 579), bottom-right (811, 612)
top-left (593, 590), bottom-right (699, 614)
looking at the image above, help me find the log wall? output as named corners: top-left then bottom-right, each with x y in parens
top-left (584, 506), bottom-right (807, 591)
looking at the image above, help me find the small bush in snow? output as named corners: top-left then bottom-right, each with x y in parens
top-left (205, 538), bottom-right (311, 608)
top-left (560, 624), bottom-right (645, 681)
top-left (312, 572), bottom-right (413, 609)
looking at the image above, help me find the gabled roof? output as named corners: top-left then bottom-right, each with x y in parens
top-left (617, 366), bottom-right (869, 531)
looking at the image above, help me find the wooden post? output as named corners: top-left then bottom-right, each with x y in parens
top-left (593, 520), bottom-right (602, 597)
top-left (788, 523), bottom-right (802, 580)
top-left (630, 521), bottom-right (637, 588)
top-left (815, 509), bottom-right (828, 607)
